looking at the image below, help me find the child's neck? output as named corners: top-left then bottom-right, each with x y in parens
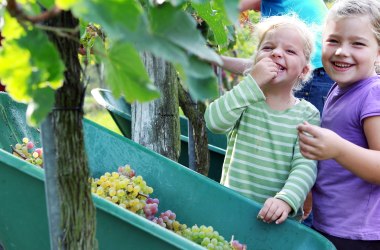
top-left (264, 91), bottom-right (297, 111)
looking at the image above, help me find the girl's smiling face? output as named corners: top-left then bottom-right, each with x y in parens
top-left (255, 27), bottom-right (309, 88)
top-left (322, 15), bottom-right (380, 87)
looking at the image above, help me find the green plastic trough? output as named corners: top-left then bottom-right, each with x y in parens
top-left (0, 93), bottom-right (336, 250)
top-left (91, 88), bottom-right (226, 182)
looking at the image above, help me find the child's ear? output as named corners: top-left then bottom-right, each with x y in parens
top-left (300, 64), bottom-right (311, 80)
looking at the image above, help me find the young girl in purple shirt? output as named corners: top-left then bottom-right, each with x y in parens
top-left (297, 0), bottom-right (380, 249)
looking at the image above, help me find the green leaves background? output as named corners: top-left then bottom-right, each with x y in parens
top-left (0, 0), bottom-right (238, 125)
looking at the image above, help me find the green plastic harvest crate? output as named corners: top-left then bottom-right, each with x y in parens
top-left (0, 93), bottom-right (336, 250)
top-left (91, 88), bottom-right (226, 182)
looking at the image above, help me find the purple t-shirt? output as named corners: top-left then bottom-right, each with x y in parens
top-left (312, 75), bottom-right (380, 240)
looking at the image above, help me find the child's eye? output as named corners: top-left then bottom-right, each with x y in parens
top-left (326, 39), bottom-right (338, 44)
top-left (262, 46), bottom-right (272, 51)
top-left (286, 50), bottom-right (296, 55)
top-left (353, 42), bottom-right (366, 47)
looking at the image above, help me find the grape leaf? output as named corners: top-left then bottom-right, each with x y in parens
top-left (0, 2), bottom-right (5, 30)
top-left (0, 41), bottom-right (32, 101)
top-left (176, 56), bottom-right (219, 101)
top-left (18, 29), bottom-right (65, 85)
top-left (55, 0), bottom-right (77, 10)
top-left (218, 0), bottom-right (239, 25)
top-left (70, 0), bottom-right (221, 101)
top-left (71, 0), bottom-right (143, 41)
top-left (26, 86), bottom-right (56, 126)
top-left (15, 0), bottom-right (44, 16)
top-left (37, 0), bottom-right (55, 9)
top-left (187, 75), bottom-right (219, 101)
top-left (162, 0), bottom-right (207, 6)
top-left (192, 1), bottom-right (229, 46)
top-left (101, 41), bottom-right (160, 103)
top-left (2, 13), bottom-right (25, 40)
top-left (0, 23), bottom-right (64, 125)
top-left (131, 21), bottom-right (189, 68)
top-left (149, 3), bottom-right (222, 66)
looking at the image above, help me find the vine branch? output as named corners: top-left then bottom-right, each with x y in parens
top-left (6, 0), bottom-right (83, 53)
top-left (6, 0), bottom-right (62, 24)
top-left (35, 23), bottom-right (80, 42)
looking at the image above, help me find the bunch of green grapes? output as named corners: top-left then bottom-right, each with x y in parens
top-left (151, 209), bottom-right (184, 231)
top-left (149, 209), bottom-right (246, 250)
top-left (91, 165), bottom-right (153, 214)
top-left (118, 164), bottom-right (136, 178)
top-left (178, 224), bottom-right (246, 250)
top-left (93, 165), bottom-right (247, 249)
top-left (150, 209), bottom-right (246, 250)
top-left (12, 137), bottom-right (43, 168)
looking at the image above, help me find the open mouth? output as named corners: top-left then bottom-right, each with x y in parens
top-left (332, 62), bottom-right (353, 69)
top-left (276, 63), bottom-right (286, 71)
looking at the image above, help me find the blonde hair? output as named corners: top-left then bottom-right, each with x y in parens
top-left (328, 0), bottom-right (380, 74)
top-left (246, 15), bottom-right (315, 91)
top-left (327, 0), bottom-right (380, 46)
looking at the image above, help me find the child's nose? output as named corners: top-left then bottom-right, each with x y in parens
top-left (271, 49), bottom-right (282, 57)
top-left (335, 46), bottom-right (349, 56)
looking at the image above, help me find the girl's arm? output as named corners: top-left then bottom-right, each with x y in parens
top-left (259, 109), bottom-right (320, 224)
top-left (219, 56), bottom-right (253, 75)
top-left (204, 75), bottom-right (265, 134)
top-left (297, 116), bottom-right (380, 184)
top-left (205, 58), bottom-right (278, 134)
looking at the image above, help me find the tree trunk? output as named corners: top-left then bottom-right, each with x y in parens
top-left (132, 52), bottom-right (180, 162)
top-left (178, 84), bottom-right (210, 176)
top-left (42, 11), bottom-right (97, 250)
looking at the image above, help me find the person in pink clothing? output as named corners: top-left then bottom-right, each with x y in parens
top-left (297, 0), bottom-right (380, 249)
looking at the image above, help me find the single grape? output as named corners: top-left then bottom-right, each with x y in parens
top-left (26, 141), bottom-right (34, 149)
top-left (35, 148), bottom-right (43, 156)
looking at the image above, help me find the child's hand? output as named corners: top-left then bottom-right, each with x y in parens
top-left (297, 121), bottom-right (343, 160)
top-left (257, 197), bottom-right (292, 224)
top-left (250, 57), bottom-right (278, 87)
top-left (302, 192), bottom-right (313, 221)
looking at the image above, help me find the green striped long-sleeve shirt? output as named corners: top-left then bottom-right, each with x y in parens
top-left (205, 75), bottom-right (320, 216)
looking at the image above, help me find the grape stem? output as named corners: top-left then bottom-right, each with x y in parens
top-left (10, 146), bottom-right (27, 160)
top-left (137, 193), bottom-right (149, 198)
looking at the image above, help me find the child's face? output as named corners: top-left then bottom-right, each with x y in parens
top-left (322, 15), bottom-right (380, 87)
top-left (255, 27), bottom-right (309, 88)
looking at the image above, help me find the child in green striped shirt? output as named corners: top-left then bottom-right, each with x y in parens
top-left (205, 15), bottom-right (320, 224)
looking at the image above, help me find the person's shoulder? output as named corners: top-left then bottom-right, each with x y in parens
top-left (369, 75), bottom-right (380, 86)
top-left (360, 75), bottom-right (380, 91)
top-left (298, 99), bottom-right (319, 112)
top-left (367, 76), bottom-right (380, 95)
top-left (296, 99), bottom-right (320, 119)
